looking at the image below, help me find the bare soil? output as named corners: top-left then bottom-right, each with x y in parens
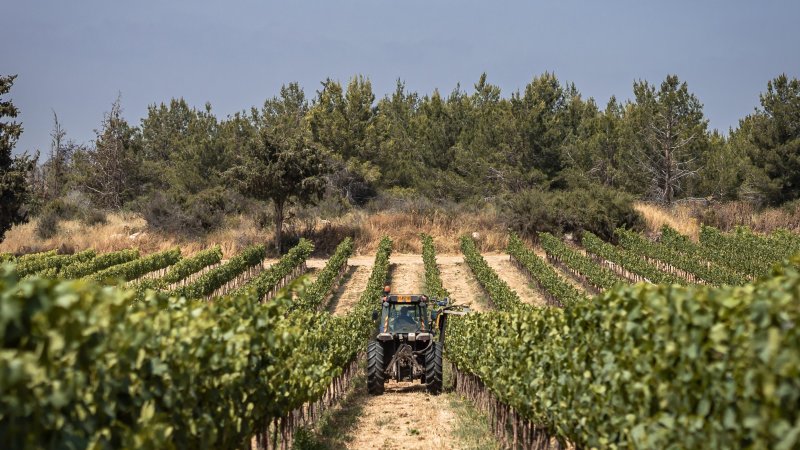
top-left (484, 254), bottom-right (547, 307)
top-left (307, 258), bottom-right (329, 270)
top-left (343, 255), bottom-right (462, 450)
top-left (438, 262), bottom-right (488, 312)
top-left (388, 254), bottom-right (424, 293)
top-left (531, 246), bottom-right (590, 295)
top-left (346, 382), bottom-right (457, 450)
top-left (329, 264), bottom-right (373, 315)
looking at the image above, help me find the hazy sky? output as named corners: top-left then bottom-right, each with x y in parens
top-left (3, 0), bottom-right (799, 156)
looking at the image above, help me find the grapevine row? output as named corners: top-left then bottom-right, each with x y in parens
top-left (616, 228), bottom-right (747, 285)
top-left (659, 225), bottom-right (752, 281)
top-left (60, 248), bottom-right (140, 279)
top-left (0, 237), bottom-right (394, 450)
top-left (581, 231), bottom-right (684, 285)
top-left (764, 228), bottom-right (800, 259)
top-left (159, 245), bottom-right (223, 286)
top-left (17, 249), bottom-right (57, 262)
top-left (131, 246), bottom-right (223, 299)
top-left (699, 225), bottom-right (780, 278)
top-left (539, 232), bottom-right (625, 292)
top-left (292, 237), bottom-right (353, 312)
top-left (507, 234), bottom-right (585, 308)
top-left (17, 249), bottom-right (96, 277)
top-left (460, 235), bottom-right (527, 311)
top-left (347, 236), bottom-right (393, 335)
top-left (261, 236), bottom-right (395, 447)
top-left (0, 264), bottom-right (350, 449)
top-left (172, 244), bottom-right (266, 299)
top-left (421, 233), bottom-right (449, 299)
top-left (227, 239), bottom-right (313, 302)
top-left (221, 237), bottom-right (392, 448)
top-left (88, 248), bottom-right (182, 285)
top-left (446, 259), bottom-right (800, 449)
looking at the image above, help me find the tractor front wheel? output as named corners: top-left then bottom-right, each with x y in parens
top-left (425, 341), bottom-right (443, 394)
top-left (367, 341), bottom-right (385, 395)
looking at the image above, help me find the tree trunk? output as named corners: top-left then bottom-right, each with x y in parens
top-left (274, 200), bottom-right (284, 254)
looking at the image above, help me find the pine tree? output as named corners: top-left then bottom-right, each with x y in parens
top-left (0, 75), bottom-right (35, 243)
top-left (626, 75), bottom-right (709, 205)
top-left (745, 74), bottom-right (800, 204)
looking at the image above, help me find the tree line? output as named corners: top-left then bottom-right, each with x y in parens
top-left (1, 72), bottom-right (798, 247)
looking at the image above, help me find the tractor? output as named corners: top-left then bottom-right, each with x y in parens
top-left (367, 289), bottom-right (468, 395)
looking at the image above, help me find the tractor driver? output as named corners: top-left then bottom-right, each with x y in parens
top-left (394, 306), bottom-right (416, 328)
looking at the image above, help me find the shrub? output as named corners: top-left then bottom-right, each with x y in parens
top-left (81, 207), bottom-right (107, 226)
top-left (140, 191), bottom-right (191, 233)
top-left (141, 187), bottom-right (241, 234)
top-left (505, 184), bottom-right (643, 242)
top-left (35, 208), bottom-right (60, 239)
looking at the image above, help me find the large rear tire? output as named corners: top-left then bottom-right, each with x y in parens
top-left (367, 341), bottom-right (385, 395)
top-left (424, 341), bottom-right (443, 395)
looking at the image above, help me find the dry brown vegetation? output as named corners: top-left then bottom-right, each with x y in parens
top-left (0, 208), bottom-right (509, 257)
top-left (351, 209), bottom-right (506, 254)
top-left (634, 202), bottom-right (700, 239)
top-left (635, 200), bottom-right (800, 240)
top-left (6, 200), bottom-right (799, 257)
top-left (0, 213), bottom-right (267, 257)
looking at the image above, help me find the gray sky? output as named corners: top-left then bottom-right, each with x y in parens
top-left (3, 0), bottom-right (798, 156)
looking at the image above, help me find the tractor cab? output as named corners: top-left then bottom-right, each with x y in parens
top-left (377, 295), bottom-right (431, 335)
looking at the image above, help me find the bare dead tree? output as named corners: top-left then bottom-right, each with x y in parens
top-left (44, 111), bottom-right (77, 200)
top-left (85, 95), bottom-right (136, 209)
top-left (630, 76), bottom-right (708, 205)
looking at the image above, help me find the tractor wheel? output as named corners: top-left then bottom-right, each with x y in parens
top-left (367, 341), bottom-right (385, 395)
top-left (425, 341), bottom-right (443, 395)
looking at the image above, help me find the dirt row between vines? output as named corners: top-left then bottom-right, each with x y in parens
top-left (318, 252), bottom-right (548, 449)
top-left (345, 255), bottom-right (457, 450)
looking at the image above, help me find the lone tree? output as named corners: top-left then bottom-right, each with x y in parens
top-left (232, 83), bottom-right (329, 252)
top-left (0, 75), bottom-right (35, 243)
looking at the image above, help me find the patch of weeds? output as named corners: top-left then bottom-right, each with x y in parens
top-left (292, 364), bottom-right (368, 449)
top-left (375, 416), bottom-right (392, 427)
top-left (446, 393), bottom-right (501, 450)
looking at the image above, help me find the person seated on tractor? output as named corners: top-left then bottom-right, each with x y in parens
top-left (393, 306), bottom-right (417, 329)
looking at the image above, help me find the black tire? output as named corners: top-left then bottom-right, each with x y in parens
top-left (424, 341), bottom-right (443, 395)
top-left (367, 341), bottom-right (385, 395)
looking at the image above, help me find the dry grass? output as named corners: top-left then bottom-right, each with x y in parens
top-left (351, 209), bottom-right (506, 254)
top-left (634, 200), bottom-right (800, 240)
top-left (8, 200), bottom-right (798, 258)
top-left (0, 209), bottom-right (508, 257)
top-left (634, 202), bottom-right (700, 240)
top-left (749, 207), bottom-right (800, 232)
top-left (690, 201), bottom-right (800, 233)
top-left (0, 213), bottom-right (268, 258)
top-left (1, 212), bottom-right (152, 255)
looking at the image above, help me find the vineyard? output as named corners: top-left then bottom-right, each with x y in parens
top-left (1, 224), bottom-right (799, 449)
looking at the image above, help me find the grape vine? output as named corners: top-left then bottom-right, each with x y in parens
top-left (508, 233), bottom-right (585, 308)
